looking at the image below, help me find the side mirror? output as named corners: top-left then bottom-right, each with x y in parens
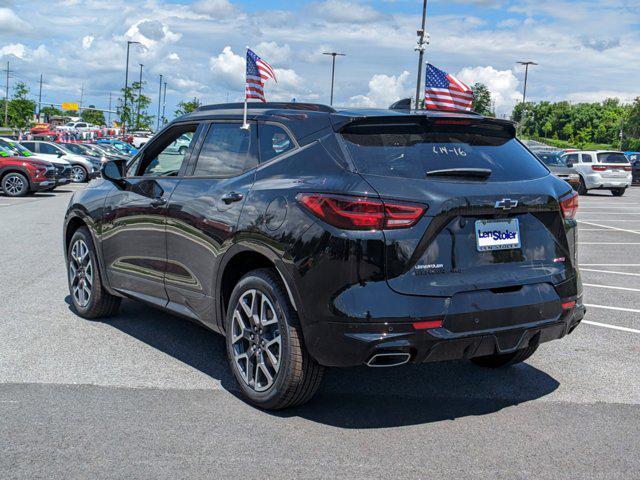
top-left (101, 159), bottom-right (129, 188)
top-left (57, 152), bottom-right (65, 158)
top-left (566, 162), bottom-right (574, 168)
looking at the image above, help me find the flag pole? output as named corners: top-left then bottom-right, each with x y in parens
top-left (241, 46), bottom-right (250, 130)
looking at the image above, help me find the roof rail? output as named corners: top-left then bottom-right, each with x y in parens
top-left (195, 102), bottom-right (336, 113)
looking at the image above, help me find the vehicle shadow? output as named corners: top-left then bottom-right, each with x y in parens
top-left (65, 297), bottom-right (560, 429)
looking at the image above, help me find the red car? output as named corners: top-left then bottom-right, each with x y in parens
top-left (0, 155), bottom-right (57, 196)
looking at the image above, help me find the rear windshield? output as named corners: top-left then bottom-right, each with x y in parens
top-left (339, 122), bottom-right (549, 182)
top-left (597, 152), bottom-right (629, 164)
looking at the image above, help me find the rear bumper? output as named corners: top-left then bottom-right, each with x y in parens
top-left (304, 300), bottom-right (585, 368)
top-left (583, 172), bottom-right (632, 189)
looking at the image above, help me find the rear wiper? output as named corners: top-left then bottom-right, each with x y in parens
top-left (426, 168), bottom-right (492, 179)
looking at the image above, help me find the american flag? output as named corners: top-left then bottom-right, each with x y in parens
top-left (246, 48), bottom-right (277, 102)
top-left (424, 63), bottom-right (474, 111)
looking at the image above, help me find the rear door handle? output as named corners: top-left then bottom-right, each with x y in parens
top-left (221, 192), bottom-right (244, 204)
top-left (150, 197), bottom-right (167, 208)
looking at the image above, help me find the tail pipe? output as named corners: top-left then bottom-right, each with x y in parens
top-left (365, 352), bottom-right (411, 368)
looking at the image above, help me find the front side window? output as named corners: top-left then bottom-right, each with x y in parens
top-left (194, 123), bottom-right (256, 177)
top-left (564, 154), bottom-right (579, 164)
top-left (39, 143), bottom-right (60, 155)
top-left (21, 141), bottom-right (36, 152)
top-left (138, 124), bottom-right (197, 177)
top-left (259, 124), bottom-right (294, 162)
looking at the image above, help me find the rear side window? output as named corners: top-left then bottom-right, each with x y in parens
top-left (194, 123), bottom-right (257, 177)
top-left (259, 124), bottom-right (294, 162)
top-left (597, 152), bottom-right (629, 164)
top-left (580, 154), bottom-right (592, 163)
top-left (339, 121), bottom-right (549, 182)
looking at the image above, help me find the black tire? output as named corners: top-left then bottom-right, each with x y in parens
top-left (577, 177), bottom-right (588, 195)
top-left (611, 188), bottom-right (626, 197)
top-left (1, 172), bottom-right (29, 197)
top-left (470, 344), bottom-right (539, 368)
top-left (71, 165), bottom-right (88, 183)
top-left (225, 268), bottom-right (324, 410)
top-left (67, 226), bottom-right (121, 319)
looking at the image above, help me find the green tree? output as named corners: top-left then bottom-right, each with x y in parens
top-left (81, 106), bottom-right (106, 125)
top-left (471, 83), bottom-right (492, 116)
top-left (39, 106), bottom-right (64, 118)
top-left (3, 82), bottom-right (36, 128)
top-left (175, 97), bottom-right (202, 117)
top-left (117, 81), bottom-right (154, 131)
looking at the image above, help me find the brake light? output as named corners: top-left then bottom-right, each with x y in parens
top-left (413, 319), bottom-right (443, 330)
top-left (591, 165), bottom-right (607, 171)
top-left (562, 301), bottom-right (576, 310)
top-left (297, 193), bottom-right (425, 230)
top-left (560, 192), bottom-right (579, 220)
top-left (624, 166), bottom-right (632, 172)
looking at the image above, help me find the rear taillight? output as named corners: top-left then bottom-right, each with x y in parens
top-left (624, 166), bottom-right (632, 172)
top-left (297, 193), bottom-right (425, 230)
top-left (591, 165), bottom-right (607, 171)
top-left (560, 191), bottom-right (578, 220)
top-left (413, 319), bottom-right (443, 330)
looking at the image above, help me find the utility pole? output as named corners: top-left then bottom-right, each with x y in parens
top-left (516, 61), bottom-right (537, 134)
top-left (161, 81), bottom-right (167, 126)
top-left (620, 118), bottom-right (624, 151)
top-left (135, 64), bottom-right (143, 130)
top-left (107, 92), bottom-right (112, 126)
top-left (79, 83), bottom-right (85, 112)
top-left (156, 74), bottom-right (163, 131)
top-left (122, 40), bottom-right (140, 137)
top-left (414, 0), bottom-right (429, 109)
top-left (37, 74), bottom-right (43, 121)
top-left (322, 52), bottom-right (346, 106)
top-left (4, 61), bottom-right (9, 127)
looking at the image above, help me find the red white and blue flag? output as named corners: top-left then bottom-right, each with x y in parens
top-left (424, 63), bottom-right (474, 111)
top-left (245, 48), bottom-right (277, 102)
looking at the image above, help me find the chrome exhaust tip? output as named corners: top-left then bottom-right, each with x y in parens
top-left (365, 352), bottom-right (411, 368)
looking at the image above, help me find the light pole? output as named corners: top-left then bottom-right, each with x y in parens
top-left (414, 0), bottom-right (429, 109)
top-left (135, 64), bottom-right (143, 130)
top-left (517, 61), bottom-right (537, 134)
top-left (161, 81), bottom-right (167, 126)
top-left (122, 40), bottom-right (140, 137)
top-left (156, 74), bottom-right (163, 131)
top-left (322, 52), bottom-right (345, 106)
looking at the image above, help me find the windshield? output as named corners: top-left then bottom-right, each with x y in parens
top-left (536, 153), bottom-right (566, 167)
top-left (340, 121), bottom-right (549, 182)
top-left (0, 139), bottom-right (30, 156)
top-left (597, 152), bottom-right (629, 164)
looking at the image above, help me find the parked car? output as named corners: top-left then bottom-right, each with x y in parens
top-left (624, 152), bottom-right (640, 184)
top-left (0, 153), bottom-right (57, 196)
top-left (20, 140), bottom-right (100, 183)
top-left (533, 151), bottom-right (581, 190)
top-left (58, 121), bottom-right (93, 132)
top-left (164, 133), bottom-right (192, 156)
top-left (96, 139), bottom-right (138, 156)
top-left (560, 150), bottom-right (632, 196)
top-left (131, 130), bottom-right (153, 149)
top-left (92, 143), bottom-right (130, 160)
top-left (64, 102), bottom-right (585, 409)
top-left (0, 137), bottom-right (72, 189)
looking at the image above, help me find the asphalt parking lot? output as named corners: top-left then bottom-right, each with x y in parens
top-left (1, 184), bottom-right (639, 479)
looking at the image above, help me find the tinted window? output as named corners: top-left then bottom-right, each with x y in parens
top-left (39, 143), bottom-right (60, 155)
top-left (580, 153), bottom-right (592, 163)
top-left (597, 152), bottom-right (629, 164)
top-left (21, 141), bottom-right (36, 152)
top-left (139, 125), bottom-right (197, 177)
top-left (536, 153), bottom-right (565, 167)
top-left (340, 121), bottom-right (548, 182)
top-left (194, 123), bottom-right (256, 177)
top-left (564, 154), bottom-right (579, 164)
top-left (259, 124), bottom-right (294, 162)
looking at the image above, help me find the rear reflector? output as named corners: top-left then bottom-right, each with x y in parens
top-left (560, 191), bottom-right (579, 220)
top-left (562, 301), bottom-right (576, 310)
top-left (413, 319), bottom-right (443, 330)
top-left (297, 193), bottom-right (425, 231)
top-left (591, 165), bottom-right (607, 171)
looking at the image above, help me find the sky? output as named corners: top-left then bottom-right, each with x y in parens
top-left (0, 0), bottom-right (638, 122)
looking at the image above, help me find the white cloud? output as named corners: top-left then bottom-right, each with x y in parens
top-left (167, 52), bottom-right (180, 62)
top-left (82, 35), bottom-right (94, 50)
top-left (209, 46), bottom-right (245, 90)
top-left (567, 90), bottom-right (638, 104)
top-left (0, 43), bottom-right (27, 59)
top-left (255, 41), bottom-right (291, 66)
top-left (456, 66), bottom-right (521, 114)
top-left (192, 0), bottom-right (236, 18)
top-left (311, 0), bottom-right (382, 23)
top-left (0, 8), bottom-right (30, 34)
top-left (348, 71), bottom-right (411, 108)
top-left (124, 19), bottom-right (181, 49)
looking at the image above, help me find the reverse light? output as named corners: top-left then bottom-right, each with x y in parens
top-left (297, 193), bottom-right (425, 231)
top-left (560, 191), bottom-right (579, 220)
top-left (413, 319), bottom-right (443, 330)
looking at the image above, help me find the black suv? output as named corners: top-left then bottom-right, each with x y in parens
top-left (64, 103), bottom-right (585, 409)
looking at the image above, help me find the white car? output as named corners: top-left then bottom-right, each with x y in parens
top-left (58, 121), bottom-right (93, 132)
top-left (131, 130), bottom-right (153, 149)
top-left (560, 150), bottom-right (632, 196)
top-left (20, 141), bottom-right (101, 183)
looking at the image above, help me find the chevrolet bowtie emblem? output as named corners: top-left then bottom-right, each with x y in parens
top-left (495, 198), bottom-right (518, 210)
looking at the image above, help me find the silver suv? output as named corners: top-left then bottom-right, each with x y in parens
top-left (560, 150), bottom-right (632, 196)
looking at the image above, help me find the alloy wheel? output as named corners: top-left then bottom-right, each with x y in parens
top-left (69, 239), bottom-right (93, 308)
top-left (4, 175), bottom-right (26, 195)
top-left (231, 289), bottom-right (282, 392)
top-left (71, 166), bottom-right (86, 183)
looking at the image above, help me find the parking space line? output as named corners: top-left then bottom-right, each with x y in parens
top-left (579, 243), bottom-right (640, 245)
top-left (578, 221), bottom-right (640, 235)
top-left (581, 268), bottom-right (640, 277)
top-left (583, 320), bottom-right (640, 334)
top-left (581, 264), bottom-right (640, 266)
top-left (583, 283), bottom-right (640, 293)
top-left (584, 304), bottom-right (640, 314)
